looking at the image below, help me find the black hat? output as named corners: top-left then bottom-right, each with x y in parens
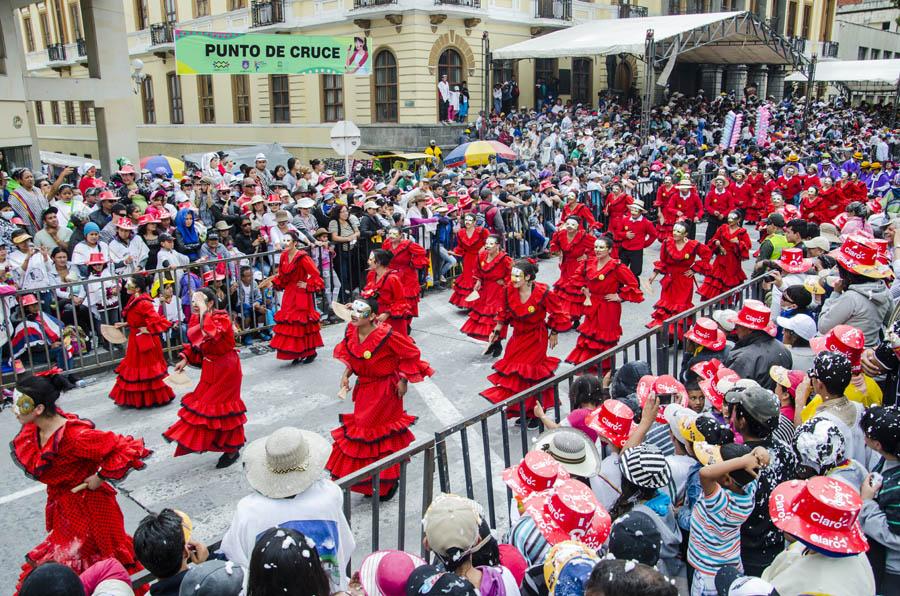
top-left (206, 230), bottom-right (220, 241)
top-left (607, 510), bottom-right (662, 566)
top-left (159, 232), bottom-right (174, 242)
top-left (405, 565), bottom-right (478, 596)
top-left (20, 562), bottom-right (86, 596)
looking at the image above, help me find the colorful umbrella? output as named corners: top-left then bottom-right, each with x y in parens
top-left (140, 155), bottom-right (185, 178)
top-left (443, 141), bottom-right (517, 168)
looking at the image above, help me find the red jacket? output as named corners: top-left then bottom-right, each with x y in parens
top-left (776, 174), bottom-right (804, 200)
top-left (800, 174), bottom-right (821, 191)
top-left (610, 215), bottom-right (658, 251)
top-left (730, 182), bottom-right (753, 211)
top-left (664, 189), bottom-right (703, 221)
top-left (704, 188), bottom-right (735, 218)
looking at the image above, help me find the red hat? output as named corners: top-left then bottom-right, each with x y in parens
top-left (360, 178), bottom-right (375, 193)
top-left (20, 294), bottom-right (38, 306)
top-left (697, 365), bottom-right (741, 411)
top-left (523, 479), bottom-right (611, 548)
top-left (321, 180), bottom-right (337, 195)
top-left (769, 365), bottom-right (807, 398)
top-left (91, 178), bottom-right (107, 189)
top-left (810, 324), bottom-right (865, 374)
top-left (98, 190), bottom-right (117, 202)
top-left (690, 358), bottom-right (723, 382)
top-left (538, 180), bottom-right (554, 192)
top-left (203, 270), bottom-right (225, 284)
top-left (114, 216), bottom-right (135, 230)
top-left (502, 451), bottom-right (569, 501)
top-left (339, 180), bottom-right (353, 191)
top-left (457, 196), bottom-right (474, 211)
top-left (266, 193), bottom-right (282, 204)
top-left (830, 234), bottom-right (892, 278)
top-left (637, 375), bottom-right (687, 423)
top-left (685, 317), bottom-right (726, 351)
top-left (585, 400), bottom-right (633, 448)
top-left (873, 238), bottom-right (891, 266)
top-left (729, 300), bottom-right (776, 335)
top-left (215, 181), bottom-right (230, 192)
top-left (769, 476), bottom-right (869, 555)
top-left (87, 252), bottom-right (107, 266)
top-left (138, 213), bottom-right (159, 226)
top-left (775, 247), bottom-right (813, 274)
top-left (118, 164), bottom-right (136, 175)
top-left (497, 544), bottom-right (527, 586)
top-left (487, 180), bottom-right (499, 189)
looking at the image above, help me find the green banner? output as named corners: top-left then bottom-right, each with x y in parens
top-left (174, 30), bottom-right (371, 75)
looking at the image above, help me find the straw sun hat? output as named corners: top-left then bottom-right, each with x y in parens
top-left (243, 427), bottom-right (330, 499)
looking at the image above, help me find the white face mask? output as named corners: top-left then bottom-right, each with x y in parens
top-left (350, 299), bottom-right (372, 321)
top-left (485, 238), bottom-right (498, 251)
top-left (388, 229), bottom-right (401, 240)
top-left (510, 267), bottom-right (525, 283)
top-left (565, 219), bottom-right (579, 232)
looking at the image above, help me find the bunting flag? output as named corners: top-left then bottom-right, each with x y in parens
top-left (11, 314), bottom-right (64, 359)
top-left (729, 113), bottom-right (743, 149)
top-left (755, 105), bottom-right (771, 147)
top-left (720, 111), bottom-right (736, 150)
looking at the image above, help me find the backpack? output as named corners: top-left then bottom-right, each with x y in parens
top-left (476, 202), bottom-right (499, 234)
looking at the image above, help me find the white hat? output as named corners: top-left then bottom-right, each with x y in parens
top-left (628, 200), bottom-right (646, 212)
top-left (243, 427), bottom-right (330, 499)
top-left (777, 313), bottom-right (817, 341)
top-left (94, 580), bottom-right (135, 596)
top-left (255, 153), bottom-right (267, 161)
top-left (711, 309), bottom-right (737, 332)
top-left (531, 428), bottom-right (600, 478)
top-left (364, 200), bottom-right (379, 210)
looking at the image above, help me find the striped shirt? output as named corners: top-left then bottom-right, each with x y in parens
top-left (688, 480), bottom-right (758, 579)
top-left (504, 514), bottom-right (549, 567)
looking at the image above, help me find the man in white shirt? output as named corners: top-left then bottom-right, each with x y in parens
top-left (8, 229), bottom-right (51, 291)
top-left (33, 207), bottom-right (73, 252)
top-left (219, 427), bottom-right (355, 590)
top-left (437, 74), bottom-right (451, 123)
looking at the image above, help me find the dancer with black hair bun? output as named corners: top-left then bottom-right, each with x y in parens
top-left (448, 212), bottom-right (489, 308)
top-left (326, 297), bottom-right (433, 499)
top-left (461, 234), bottom-right (512, 356)
top-left (109, 274), bottom-right (175, 408)
top-left (163, 287), bottom-right (246, 469)
top-left (361, 248), bottom-right (412, 337)
top-left (480, 259), bottom-right (571, 427)
top-left (549, 215), bottom-right (595, 324)
top-left (10, 372), bottom-right (151, 591)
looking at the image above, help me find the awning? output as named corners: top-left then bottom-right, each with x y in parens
top-left (785, 59), bottom-right (900, 83)
top-left (40, 151), bottom-right (100, 169)
top-left (364, 151), bottom-right (432, 160)
top-left (492, 11), bottom-right (801, 67)
top-left (181, 142), bottom-right (294, 168)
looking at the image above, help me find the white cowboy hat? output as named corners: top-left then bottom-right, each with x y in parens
top-left (531, 428), bottom-right (600, 478)
top-left (244, 427), bottom-right (330, 499)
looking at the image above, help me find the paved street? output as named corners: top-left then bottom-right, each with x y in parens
top-left (0, 225), bottom-right (751, 590)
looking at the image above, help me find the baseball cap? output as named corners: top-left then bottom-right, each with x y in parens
top-left (405, 565), bottom-right (477, 596)
top-left (715, 566), bottom-right (778, 596)
top-left (423, 494), bottom-right (480, 559)
top-left (723, 386), bottom-right (780, 428)
top-left (159, 232), bottom-right (174, 242)
top-left (805, 236), bottom-right (831, 252)
top-left (776, 313), bottom-right (817, 341)
top-left (607, 510), bottom-right (662, 566)
top-left (178, 560), bottom-right (244, 596)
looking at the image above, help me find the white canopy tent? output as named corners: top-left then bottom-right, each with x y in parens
top-left (785, 59), bottom-right (900, 84)
top-left (492, 11), bottom-right (801, 66)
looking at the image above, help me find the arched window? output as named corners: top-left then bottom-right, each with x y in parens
top-left (374, 50), bottom-right (398, 123)
top-left (572, 58), bottom-right (592, 105)
top-left (438, 48), bottom-right (463, 89)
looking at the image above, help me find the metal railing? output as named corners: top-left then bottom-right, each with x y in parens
top-left (534, 0), bottom-right (571, 20)
top-left (436, 0), bottom-right (481, 7)
top-left (822, 40), bottom-right (839, 58)
top-left (789, 36), bottom-right (807, 55)
top-left (47, 43), bottom-right (67, 62)
top-left (353, 0), bottom-right (397, 8)
top-left (250, 0), bottom-right (285, 27)
top-left (76, 38), bottom-right (87, 58)
top-left (620, 4), bottom-right (647, 18)
top-left (149, 22), bottom-right (174, 46)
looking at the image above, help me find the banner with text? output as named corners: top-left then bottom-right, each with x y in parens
top-left (174, 30), bottom-right (371, 75)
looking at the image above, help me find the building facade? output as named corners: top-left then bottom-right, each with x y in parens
top-left (13, 0), bottom-right (831, 163)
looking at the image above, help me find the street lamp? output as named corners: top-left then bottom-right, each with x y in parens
top-left (131, 58), bottom-right (147, 94)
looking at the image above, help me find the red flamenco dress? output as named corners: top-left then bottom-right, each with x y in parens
top-left (383, 237), bottom-right (429, 317)
top-left (461, 249), bottom-right (512, 341)
top-left (270, 249), bottom-right (324, 361)
top-left (326, 324), bottom-right (433, 496)
top-left (698, 224), bottom-right (751, 303)
top-left (12, 412), bottom-right (151, 590)
top-left (480, 282), bottom-right (571, 419)
top-left (647, 237), bottom-right (712, 332)
top-left (566, 257), bottom-right (643, 374)
top-left (361, 269), bottom-right (412, 336)
top-left (163, 310), bottom-right (247, 456)
top-left (109, 293), bottom-right (174, 408)
top-left (549, 228), bottom-right (595, 319)
top-left (449, 226), bottom-right (489, 307)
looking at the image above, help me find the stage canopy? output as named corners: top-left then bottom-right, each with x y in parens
top-left (785, 59), bottom-right (900, 84)
top-left (492, 11), bottom-right (804, 68)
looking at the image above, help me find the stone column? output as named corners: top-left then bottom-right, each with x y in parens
top-left (700, 64), bottom-right (724, 97)
top-left (748, 65), bottom-right (768, 99)
top-left (767, 65), bottom-right (787, 103)
top-left (724, 64), bottom-right (749, 97)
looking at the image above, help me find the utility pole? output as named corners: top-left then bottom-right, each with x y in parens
top-left (483, 31), bottom-right (491, 118)
top-left (640, 29), bottom-right (655, 143)
top-left (801, 53), bottom-right (816, 134)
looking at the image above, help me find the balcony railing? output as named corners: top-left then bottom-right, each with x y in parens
top-left (667, 0), bottom-right (706, 15)
top-left (47, 43), bottom-right (66, 62)
top-left (789, 36), bottom-right (807, 54)
top-left (353, 0), bottom-right (397, 8)
top-left (822, 40), bottom-right (839, 58)
top-left (76, 38), bottom-right (86, 57)
top-left (250, 0), bottom-right (285, 27)
top-left (150, 22), bottom-right (174, 46)
top-left (436, 0), bottom-right (481, 7)
top-left (534, 0), bottom-right (572, 20)
top-left (619, 3), bottom-right (647, 17)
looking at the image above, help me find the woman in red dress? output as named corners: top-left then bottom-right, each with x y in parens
top-left (109, 274), bottom-right (174, 408)
top-left (361, 248), bottom-right (412, 336)
top-left (11, 373), bottom-right (150, 589)
top-left (461, 235), bottom-right (512, 356)
top-left (557, 192), bottom-right (597, 229)
top-left (647, 222), bottom-right (712, 330)
top-left (326, 297), bottom-right (433, 500)
top-left (655, 176), bottom-right (677, 238)
top-left (698, 211), bottom-right (751, 303)
top-left (449, 213), bottom-right (489, 308)
top-left (566, 237), bottom-right (643, 374)
top-left (604, 182), bottom-right (633, 229)
top-left (549, 216), bottom-right (595, 324)
top-left (260, 231), bottom-right (324, 364)
top-left (382, 226), bottom-right (428, 318)
top-left (480, 259), bottom-right (571, 427)
top-left (163, 287), bottom-right (246, 469)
